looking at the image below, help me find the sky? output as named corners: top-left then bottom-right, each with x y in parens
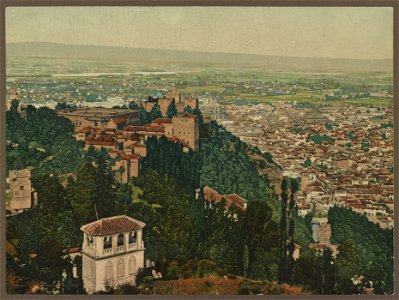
top-left (6, 6), bottom-right (393, 60)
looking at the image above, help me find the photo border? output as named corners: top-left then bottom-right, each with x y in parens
top-left (0, 1), bottom-right (397, 299)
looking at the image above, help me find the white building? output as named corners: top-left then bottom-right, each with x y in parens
top-left (80, 215), bottom-right (146, 294)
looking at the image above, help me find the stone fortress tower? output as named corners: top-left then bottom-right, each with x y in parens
top-left (8, 169), bottom-right (34, 212)
top-left (80, 215), bottom-right (146, 294)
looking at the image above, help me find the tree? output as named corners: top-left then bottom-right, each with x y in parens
top-left (184, 106), bottom-right (193, 114)
top-left (303, 158), bottom-right (312, 168)
top-left (244, 200), bottom-right (279, 280)
top-left (335, 239), bottom-right (361, 294)
top-left (242, 245), bottom-right (249, 277)
top-left (149, 104), bottom-right (162, 122)
top-left (92, 155), bottom-right (117, 218)
top-left (192, 107), bottom-right (204, 124)
top-left (287, 179), bottom-right (298, 282)
top-left (166, 100), bottom-right (178, 118)
top-left (279, 178), bottom-right (289, 282)
top-left (128, 102), bottom-right (140, 110)
top-left (33, 175), bottom-right (68, 215)
top-left (67, 162), bottom-right (98, 224)
top-left (35, 239), bottom-right (65, 284)
top-left (10, 99), bottom-right (19, 114)
top-left (156, 205), bottom-right (193, 263)
top-left (321, 248), bottom-right (337, 294)
top-left (139, 107), bottom-right (149, 125)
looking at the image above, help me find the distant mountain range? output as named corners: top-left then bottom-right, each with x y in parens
top-left (6, 42), bottom-right (392, 73)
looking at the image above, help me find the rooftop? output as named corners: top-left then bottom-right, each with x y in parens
top-left (57, 107), bottom-right (138, 118)
top-left (80, 215), bottom-right (146, 236)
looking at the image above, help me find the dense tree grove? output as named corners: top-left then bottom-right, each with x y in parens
top-left (328, 206), bottom-right (394, 294)
top-left (6, 102), bottom-right (84, 175)
top-left (145, 121), bottom-right (279, 210)
top-left (119, 170), bottom-right (280, 282)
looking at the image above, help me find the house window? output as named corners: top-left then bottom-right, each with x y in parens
top-left (129, 256), bottom-right (136, 275)
top-left (129, 231), bottom-right (137, 244)
top-left (104, 236), bottom-right (112, 249)
top-left (87, 235), bottom-right (93, 247)
top-left (19, 186), bottom-right (24, 191)
top-left (117, 258), bottom-right (124, 277)
top-left (105, 261), bottom-right (113, 281)
top-left (117, 233), bottom-right (125, 247)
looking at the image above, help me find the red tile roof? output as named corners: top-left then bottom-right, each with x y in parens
top-left (120, 154), bottom-right (141, 160)
top-left (179, 112), bottom-right (195, 119)
top-left (151, 118), bottom-right (172, 125)
top-left (204, 186), bottom-right (223, 202)
top-left (77, 126), bottom-right (93, 133)
top-left (62, 247), bottom-right (81, 254)
top-left (203, 186), bottom-right (247, 211)
top-left (112, 116), bottom-right (128, 124)
top-left (132, 143), bottom-right (146, 148)
top-left (81, 215), bottom-right (145, 236)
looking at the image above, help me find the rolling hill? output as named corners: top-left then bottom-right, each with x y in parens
top-left (6, 42), bottom-right (392, 73)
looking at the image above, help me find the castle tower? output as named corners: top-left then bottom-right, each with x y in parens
top-left (9, 169), bottom-right (33, 212)
top-left (80, 215), bottom-right (146, 294)
top-left (165, 86), bottom-right (181, 103)
top-left (172, 113), bottom-right (199, 150)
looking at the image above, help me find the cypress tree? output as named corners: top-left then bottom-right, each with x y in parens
top-left (279, 177), bottom-right (288, 282)
top-left (287, 178), bottom-right (298, 282)
top-left (166, 100), bottom-right (178, 118)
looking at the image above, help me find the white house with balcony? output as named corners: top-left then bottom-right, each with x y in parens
top-left (80, 215), bottom-right (146, 294)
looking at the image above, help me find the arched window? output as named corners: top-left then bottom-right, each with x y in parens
top-left (105, 261), bottom-right (113, 281)
top-left (87, 235), bottom-right (93, 247)
top-left (129, 256), bottom-right (136, 275)
top-left (104, 236), bottom-right (112, 249)
top-left (129, 231), bottom-right (137, 244)
top-left (117, 258), bottom-right (124, 277)
top-left (117, 234), bottom-right (125, 247)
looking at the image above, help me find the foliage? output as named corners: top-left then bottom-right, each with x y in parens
top-left (166, 100), bottom-right (178, 118)
top-left (303, 158), bottom-right (312, 168)
top-left (309, 134), bottom-right (334, 145)
top-left (55, 102), bottom-right (76, 110)
top-left (6, 103), bottom-right (84, 175)
top-left (328, 206), bottom-right (393, 294)
top-left (139, 107), bottom-right (149, 125)
top-left (149, 104), bottom-right (162, 122)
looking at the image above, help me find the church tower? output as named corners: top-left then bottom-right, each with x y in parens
top-left (80, 215), bottom-right (146, 294)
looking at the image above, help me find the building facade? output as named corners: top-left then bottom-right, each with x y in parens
top-left (9, 169), bottom-right (33, 212)
top-left (170, 113), bottom-right (200, 150)
top-left (80, 215), bottom-right (146, 294)
top-left (57, 107), bottom-right (140, 130)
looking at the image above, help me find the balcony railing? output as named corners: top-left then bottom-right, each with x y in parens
top-left (128, 242), bottom-right (137, 250)
top-left (103, 248), bottom-right (112, 255)
top-left (116, 245), bottom-right (125, 253)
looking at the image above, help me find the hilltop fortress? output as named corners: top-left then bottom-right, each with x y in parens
top-left (142, 86), bottom-right (198, 115)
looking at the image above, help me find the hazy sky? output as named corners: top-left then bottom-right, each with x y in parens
top-left (6, 6), bottom-right (393, 59)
